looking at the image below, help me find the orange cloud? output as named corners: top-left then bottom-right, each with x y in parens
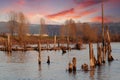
top-left (46, 8), bottom-right (74, 19)
top-left (91, 16), bottom-right (113, 23)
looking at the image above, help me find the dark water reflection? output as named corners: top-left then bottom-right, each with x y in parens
top-left (0, 43), bottom-right (120, 80)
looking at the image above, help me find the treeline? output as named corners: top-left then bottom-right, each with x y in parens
top-left (60, 19), bottom-right (98, 43)
top-left (1, 11), bottom-right (120, 43)
top-left (60, 19), bottom-right (120, 43)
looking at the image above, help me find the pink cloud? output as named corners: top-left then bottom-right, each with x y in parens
top-left (18, 0), bottom-right (25, 5)
top-left (46, 8), bottom-right (74, 19)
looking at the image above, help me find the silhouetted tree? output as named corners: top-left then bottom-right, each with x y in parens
top-left (8, 11), bottom-right (17, 36)
top-left (60, 19), bottom-right (77, 41)
top-left (80, 23), bottom-right (98, 42)
top-left (17, 12), bottom-right (29, 41)
top-left (40, 18), bottom-right (46, 35)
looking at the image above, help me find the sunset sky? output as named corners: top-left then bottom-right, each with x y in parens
top-left (0, 0), bottom-right (120, 24)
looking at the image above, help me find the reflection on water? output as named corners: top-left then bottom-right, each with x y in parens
top-left (6, 51), bottom-right (26, 63)
top-left (90, 67), bottom-right (95, 80)
top-left (0, 43), bottom-right (120, 80)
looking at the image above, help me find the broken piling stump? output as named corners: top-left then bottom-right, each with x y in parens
top-left (72, 57), bottom-right (76, 71)
top-left (47, 56), bottom-right (50, 64)
top-left (81, 63), bottom-right (88, 71)
top-left (68, 62), bottom-right (73, 73)
top-left (38, 41), bottom-right (41, 65)
top-left (97, 43), bottom-right (102, 66)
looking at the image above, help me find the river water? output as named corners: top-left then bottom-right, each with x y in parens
top-left (0, 43), bottom-right (120, 80)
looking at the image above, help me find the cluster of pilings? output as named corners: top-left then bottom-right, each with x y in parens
top-left (85, 25), bottom-right (114, 71)
top-left (68, 57), bottom-right (77, 72)
top-left (68, 26), bottom-right (114, 72)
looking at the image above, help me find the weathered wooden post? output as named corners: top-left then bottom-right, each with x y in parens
top-left (107, 44), bottom-right (114, 61)
top-left (72, 57), bottom-right (76, 71)
top-left (38, 41), bottom-right (41, 65)
top-left (23, 42), bottom-right (26, 51)
top-left (81, 63), bottom-right (88, 71)
top-left (46, 42), bottom-right (49, 50)
top-left (68, 62), bottom-right (73, 72)
top-left (89, 43), bottom-right (96, 68)
top-left (101, 1), bottom-right (106, 63)
top-left (58, 39), bottom-right (60, 48)
top-left (106, 26), bottom-right (114, 61)
top-left (47, 56), bottom-right (50, 65)
top-left (54, 35), bottom-right (56, 49)
top-left (7, 34), bottom-right (12, 52)
top-left (67, 36), bottom-right (70, 50)
top-left (97, 43), bottom-right (102, 66)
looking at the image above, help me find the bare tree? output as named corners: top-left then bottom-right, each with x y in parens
top-left (61, 19), bottom-right (77, 40)
top-left (40, 18), bottom-right (46, 36)
top-left (8, 11), bottom-right (17, 36)
top-left (80, 23), bottom-right (98, 42)
top-left (17, 12), bottom-right (29, 41)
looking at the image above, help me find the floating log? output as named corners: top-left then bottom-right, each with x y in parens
top-left (75, 42), bottom-right (83, 50)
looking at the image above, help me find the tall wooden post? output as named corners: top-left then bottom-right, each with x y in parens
top-left (24, 42), bottom-right (26, 51)
top-left (89, 43), bottom-right (95, 68)
top-left (72, 57), bottom-right (76, 71)
top-left (67, 36), bottom-right (70, 50)
top-left (38, 41), bottom-right (41, 65)
top-left (7, 34), bottom-right (11, 52)
top-left (89, 43), bottom-right (97, 67)
top-left (106, 26), bottom-right (114, 61)
top-left (97, 43), bottom-right (102, 66)
top-left (54, 35), bottom-right (56, 48)
top-left (101, 1), bottom-right (106, 63)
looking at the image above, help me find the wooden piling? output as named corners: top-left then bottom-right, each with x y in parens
top-left (108, 44), bottom-right (114, 61)
top-left (97, 43), bottom-right (102, 66)
top-left (89, 43), bottom-right (96, 67)
top-left (81, 63), bottom-right (88, 71)
top-left (67, 36), bottom-right (70, 50)
top-left (23, 42), bottom-right (26, 51)
top-left (38, 41), bottom-right (41, 65)
top-left (101, 0), bottom-right (106, 63)
top-left (72, 57), bottom-right (76, 71)
top-left (47, 56), bottom-right (50, 64)
top-left (68, 62), bottom-right (73, 72)
top-left (106, 26), bottom-right (114, 61)
top-left (7, 34), bottom-right (12, 52)
top-left (54, 35), bottom-right (56, 48)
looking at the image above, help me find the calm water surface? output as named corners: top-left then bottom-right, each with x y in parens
top-left (0, 43), bottom-right (120, 80)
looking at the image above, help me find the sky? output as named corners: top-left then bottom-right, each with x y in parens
top-left (0, 0), bottom-right (120, 24)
